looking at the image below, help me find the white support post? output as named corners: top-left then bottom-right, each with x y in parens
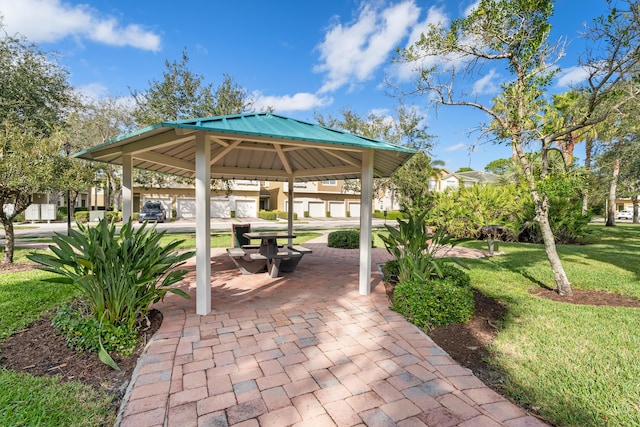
top-left (195, 132), bottom-right (211, 315)
top-left (359, 149), bottom-right (374, 295)
top-left (288, 175), bottom-right (294, 247)
top-left (122, 154), bottom-right (133, 223)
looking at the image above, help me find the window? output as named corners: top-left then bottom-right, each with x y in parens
top-left (322, 180), bottom-right (337, 186)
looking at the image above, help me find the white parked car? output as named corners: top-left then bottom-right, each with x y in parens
top-left (617, 210), bottom-right (633, 220)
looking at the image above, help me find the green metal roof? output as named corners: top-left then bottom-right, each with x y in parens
top-left (75, 113), bottom-right (415, 182)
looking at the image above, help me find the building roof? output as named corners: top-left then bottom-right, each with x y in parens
top-left (74, 113), bottom-right (416, 182)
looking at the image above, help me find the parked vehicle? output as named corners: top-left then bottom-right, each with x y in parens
top-left (139, 201), bottom-right (166, 223)
top-left (617, 210), bottom-right (633, 220)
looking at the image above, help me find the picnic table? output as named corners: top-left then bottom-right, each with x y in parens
top-left (226, 231), bottom-right (312, 278)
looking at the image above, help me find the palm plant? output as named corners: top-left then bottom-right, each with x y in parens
top-left (380, 211), bottom-right (468, 283)
top-left (27, 218), bottom-right (193, 329)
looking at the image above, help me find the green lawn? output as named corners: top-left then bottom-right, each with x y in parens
top-left (0, 253), bottom-right (109, 426)
top-left (461, 223), bottom-right (640, 426)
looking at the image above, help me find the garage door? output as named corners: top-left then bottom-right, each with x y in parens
top-left (308, 201), bottom-right (325, 218)
top-left (211, 199), bottom-right (231, 218)
top-left (177, 198), bottom-right (196, 219)
top-left (293, 201), bottom-right (304, 218)
top-left (348, 202), bottom-right (361, 217)
top-left (329, 201), bottom-right (346, 218)
top-left (235, 199), bottom-right (256, 218)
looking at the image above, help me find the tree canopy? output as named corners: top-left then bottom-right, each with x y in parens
top-left (0, 26), bottom-right (77, 263)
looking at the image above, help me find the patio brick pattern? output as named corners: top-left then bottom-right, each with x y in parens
top-left (117, 237), bottom-right (546, 427)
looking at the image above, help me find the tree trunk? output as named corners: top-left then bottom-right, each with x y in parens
top-left (582, 136), bottom-right (593, 216)
top-left (1, 217), bottom-right (15, 264)
top-left (536, 205), bottom-right (573, 296)
top-left (632, 195), bottom-right (638, 224)
top-left (0, 192), bottom-right (31, 264)
top-left (514, 140), bottom-right (573, 296)
top-left (69, 190), bottom-right (79, 220)
top-left (606, 157), bottom-right (620, 227)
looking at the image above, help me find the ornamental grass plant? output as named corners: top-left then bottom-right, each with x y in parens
top-left (27, 218), bottom-right (193, 330)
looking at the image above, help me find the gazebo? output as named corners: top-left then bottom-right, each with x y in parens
top-left (75, 113), bottom-right (415, 315)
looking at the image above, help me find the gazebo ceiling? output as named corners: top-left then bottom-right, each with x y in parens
top-left (74, 113), bottom-right (415, 182)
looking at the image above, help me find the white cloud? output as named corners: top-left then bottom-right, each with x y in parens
top-left (314, 0), bottom-right (420, 93)
top-left (444, 143), bottom-right (468, 152)
top-left (556, 66), bottom-right (590, 88)
top-left (473, 69), bottom-right (500, 95)
top-left (0, 0), bottom-right (161, 51)
top-left (391, 5), bottom-right (450, 82)
top-left (75, 82), bottom-right (110, 100)
top-left (252, 91), bottom-right (333, 113)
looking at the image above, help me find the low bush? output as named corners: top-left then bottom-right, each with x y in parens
top-left (275, 210), bottom-right (297, 220)
top-left (105, 211), bottom-right (121, 222)
top-left (57, 206), bottom-right (68, 221)
top-left (258, 210), bottom-right (298, 220)
top-left (327, 229), bottom-right (360, 248)
top-left (74, 211), bottom-right (89, 222)
top-left (382, 259), bottom-right (399, 284)
top-left (258, 210), bottom-right (277, 220)
top-left (391, 268), bottom-right (474, 328)
top-left (373, 210), bottom-right (405, 221)
top-left (52, 302), bottom-right (139, 358)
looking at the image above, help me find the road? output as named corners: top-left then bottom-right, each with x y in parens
top-left (1, 217), bottom-right (391, 242)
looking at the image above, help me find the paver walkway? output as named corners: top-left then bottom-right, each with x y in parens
top-left (117, 237), bottom-right (545, 426)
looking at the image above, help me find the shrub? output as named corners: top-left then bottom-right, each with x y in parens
top-left (328, 229), bottom-right (360, 248)
top-left (304, 211), bottom-right (309, 218)
top-left (391, 273), bottom-right (474, 328)
top-left (275, 210), bottom-right (297, 220)
top-left (105, 211), bottom-right (121, 222)
top-left (373, 210), bottom-right (405, 221)
top-left (74, 211), bottom-right (89, 223)
top-left (57, 206), bottom-right (68, 221)
top-left (259, 210), bottom-right (297, 220)
top-left (27, 218), bottom-right (193, 330)
top-left (380, 211), bottom-right (469, 282)
top-left (12, 212), bottom-right (25, 223)
top-left (52, 302), bottom-right (138, 358)
top-left (258, 210), bottom-right (277, 220)
top-left (382, 259), bottom-right (400, 284)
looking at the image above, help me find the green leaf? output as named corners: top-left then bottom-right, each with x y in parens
top-left (98, 343), bottom-right (120, 371)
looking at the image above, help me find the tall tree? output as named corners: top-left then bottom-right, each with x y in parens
top-left (397, 0), bottom-right (640, 296)
top-left (315, 105), bottom-right (433, 207)
top-left (484, 158), bottom-right (512, 175)
top-left (67, 97), bottom-right (136, 212)
top-left (132, 49), bottom-right (251, 125)
top-left (131, 49), bottom-right (252, 189)
top-left (0, 26), bottom-right (76, 264)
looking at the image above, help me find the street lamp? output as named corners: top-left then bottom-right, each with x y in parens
top-left (66, 142), bottom-right (71, 235)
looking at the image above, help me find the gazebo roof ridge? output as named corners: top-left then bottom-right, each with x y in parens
top-left (162, 112), bottom-right (414, 152)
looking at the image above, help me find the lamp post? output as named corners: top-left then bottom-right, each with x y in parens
top-left (66, 142), bottom-right (71, 235)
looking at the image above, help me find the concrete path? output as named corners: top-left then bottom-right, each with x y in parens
top-left (117, 239), bottom-right (544, 427)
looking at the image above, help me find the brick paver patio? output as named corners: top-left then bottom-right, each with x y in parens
top-left (117, 237), bottom-right (546, 426)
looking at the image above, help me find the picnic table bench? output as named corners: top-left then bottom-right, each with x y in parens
top-left (226, 232), bottom-right (312, 278)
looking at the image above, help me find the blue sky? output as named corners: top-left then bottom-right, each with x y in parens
top-left (0, 0), bottom-right (610, 172)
